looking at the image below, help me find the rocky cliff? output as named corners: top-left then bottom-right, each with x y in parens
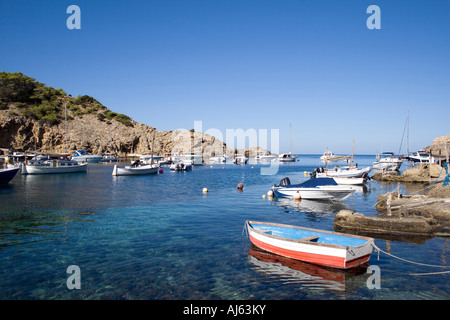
top-left (424, 135), bottom-right (450, 158)
top-left (0, 72), bottom-right (265, 158)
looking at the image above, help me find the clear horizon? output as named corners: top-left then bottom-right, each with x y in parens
top-left (1, 0), bottom-right (448, 154)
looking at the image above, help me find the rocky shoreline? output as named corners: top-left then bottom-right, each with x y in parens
top-left (334, 184), bottom-right (450, 243)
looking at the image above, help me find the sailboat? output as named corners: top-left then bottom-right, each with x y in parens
top-left (279, 124), bottom-right (297, 162)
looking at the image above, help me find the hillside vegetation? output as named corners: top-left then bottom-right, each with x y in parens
top-left (0, 72), bottom-right (132, 127)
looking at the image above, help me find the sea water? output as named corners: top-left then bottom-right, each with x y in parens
top-left (0, 155), bottom-right (449, 300)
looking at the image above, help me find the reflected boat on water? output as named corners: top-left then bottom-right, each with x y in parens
top-left (270, 196), bottom-right (348, 214)
top-left (247, 245), bottom-right (368, 292)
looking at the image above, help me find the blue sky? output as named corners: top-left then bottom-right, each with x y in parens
top-left (1, 0), bottom-right (449, 154)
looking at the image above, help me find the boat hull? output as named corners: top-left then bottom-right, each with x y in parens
top-left (112, 165), bottom-right (159, 176)
top-left (22, 163), bottom-right (87, 174)
top-left (317, 166), bottom-right (371, 178)
top-left (71, 156), bottom-right (103, 163)
top-left (372, 161), bottom-right (402, 171)
top-left (0, 166), bottom-right (20, 183)
top-left (273, 185), bottom-right (355, 200)
top-left (246, 221), bottom-right (373, 269)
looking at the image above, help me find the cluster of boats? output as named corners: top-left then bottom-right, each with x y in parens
top-left (249, 148), bottom-right (443, 270)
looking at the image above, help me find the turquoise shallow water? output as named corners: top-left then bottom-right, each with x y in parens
top-left (0, 155), bottom-right (449, 300)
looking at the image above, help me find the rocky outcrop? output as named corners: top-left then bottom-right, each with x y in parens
top-left (371, 163), bottom-right (445, 183)
top-left (0, 110), bottom-right (267, 158)
top-left (334, 185), bottom-right (450, 242)
top-left (424, 135), bottom-right (450, 158)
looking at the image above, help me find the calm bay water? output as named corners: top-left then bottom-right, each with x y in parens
top-left (0, 154), bottom-right (449, 300)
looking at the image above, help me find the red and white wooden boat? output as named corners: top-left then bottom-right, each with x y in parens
top-left (246, 221), bottom-right (374, 269)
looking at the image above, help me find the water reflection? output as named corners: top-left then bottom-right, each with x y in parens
top-left (247, 245), bottom-right (368, 292)
top-left (270, 196), bottom-right (348, 214)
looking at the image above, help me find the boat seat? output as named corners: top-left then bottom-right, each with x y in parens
top-left (297, 235), bottom-right (319, 242)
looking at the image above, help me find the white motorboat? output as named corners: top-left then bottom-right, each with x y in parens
top-left (112, 161), bottom-right (159, 176)
top-left (407, 150), bottom-right (437, 164)
top-left (209, 155), bottom-right (227, 164)
top-left (233, 155), bottom-right (248, 165)
top-left (21, 158), bottom-right (87, 175)
top-left (271, 177), bottom-right (356, 200)
top-left (329, 177), bottom-right (366, 185)
top-left (139, 155), bottom-right (164, 165)
top-left (255, 153), bottom-right (277, 162)
top-left (373, 152), bottom-right (403, 171)
top-left (279, 152), bottom-right (297, 162)
top-left (170, 161), bottom-right (193, 171)
top-left (314, 165), bottom-right (371, 179)
top-left (181, 153), bottom-right (203, 166)
top-left (71, 150), bottom-right (103, 163)
top-left (320, 151), bottom-right (350, 162)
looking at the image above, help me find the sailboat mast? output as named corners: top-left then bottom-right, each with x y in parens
top-left (407, 110), bottom-right (409, 156)
top-left (351, 139), bottom-right (354, 166)
top-left (289, 123), bottom-right (292, 154)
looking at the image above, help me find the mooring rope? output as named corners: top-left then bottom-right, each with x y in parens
top-left (372, 243), bottom-right (450, 276)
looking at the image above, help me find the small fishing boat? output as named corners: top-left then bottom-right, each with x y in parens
top-left (314, 165), bottom-right (371, 178)
top-left (209, 155), bottom-right (227, 164)
top-left (233, 155), bottom-right (248, 165)
top-left (169, 161), bottom-right (193, 172)
top-left (373, 152), bottom-right (403, 171)
top-left (100, 153), bottom-right (119, 162)
top-left (181, 153), bottom-right (204, 165)
top-left (320, 151), bottom-right (350, 163)
top-left (71, 150), bottom-right (103, 163)
top-left (255, 153), bottom-right (277, 162)
top-left (21, 158), bottom-right (87, 175)
top-left (112, 160), bottom-right (159, 176)
top-left (0, 166), bottom-right (20, 184)
top-left (271, 177), bottom-right (356, 200)
top-left (245, 221), bottom-right (374, 269)
top-left (278, 152), bottom-right (297, 162)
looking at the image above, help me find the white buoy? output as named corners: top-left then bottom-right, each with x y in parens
top-left (293, 192), bottom-right (301, 200)
top-left (267, 190), bottom-right (273, 197)
top-left (262, 195), bottom-right (266, 199)
top-left (202, 187), bottom-right (208, 193)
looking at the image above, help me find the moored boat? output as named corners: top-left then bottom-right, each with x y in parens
top-left (169, 161), bottom-right (193, 171)
top-left (71, 150), bottom-right (103, 163)
top-left (373, 152), bottom-right (403, 171)
top-left (112, 162), bottom-right (159, 176)
top-left (314, 165), bottom-right (371, 179)
top-left (279, 152), bottom-right (297, 162)
top-left (246, 221), bottom-right (374, 269)
top-left (21, 158), bottom-right (87, 174)
top-left (320, 151), bottom-right (350, 163)
top-left (233, 155), bottom-right (248, 165)
top-left (271, 177), bottom-right (356, 200)
top-left (0, 166), bottom-right (20, 183)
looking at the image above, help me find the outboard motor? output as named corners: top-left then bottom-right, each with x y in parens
top-left (279, 177), bottom-right (291, 186)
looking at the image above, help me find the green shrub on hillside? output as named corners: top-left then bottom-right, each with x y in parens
top-left (1, 72), bottom-right (133, 127)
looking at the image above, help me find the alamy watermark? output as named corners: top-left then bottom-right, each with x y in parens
top-left (170, 121), bottom-right (280, 175)
top-left (66, 265), bottom-right (81, 289)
